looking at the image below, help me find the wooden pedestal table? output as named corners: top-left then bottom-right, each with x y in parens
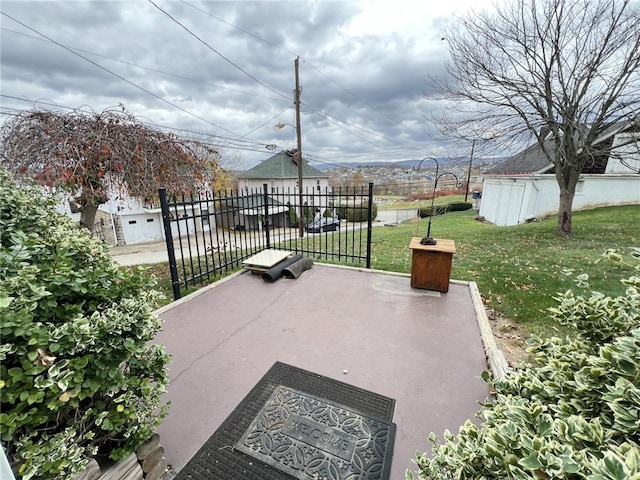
top-left (409, 237), bottom-right (456, 292)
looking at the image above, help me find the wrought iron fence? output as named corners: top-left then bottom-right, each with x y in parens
top-left (159, 183), bottom-right (374, 300)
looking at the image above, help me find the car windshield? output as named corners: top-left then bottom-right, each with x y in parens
top-left (308, 218), bottom-right (335, 226)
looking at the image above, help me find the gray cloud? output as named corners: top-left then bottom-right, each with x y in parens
top-left (1, 0), bottom-right (482, 168)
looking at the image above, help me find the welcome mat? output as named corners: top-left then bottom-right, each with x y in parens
top-left (174, 362), bottom-right (396, 480)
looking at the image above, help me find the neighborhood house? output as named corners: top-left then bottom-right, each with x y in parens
top-left (480, 122), bottom-right (640, 226)
top-left (59, 150), bottom-right (331, 245)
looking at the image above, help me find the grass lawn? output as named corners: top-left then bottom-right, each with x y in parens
top-left (371, 204), bottom-right (640, 337)
top-left (377, 194), bottom-right (470, 210)
top-left (140, 204), bottom-right (639, 341)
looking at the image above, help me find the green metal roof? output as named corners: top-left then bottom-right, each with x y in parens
top-left (237, 150), bottom-right (327, 179)
top-left (228, 194), bottom-right (286, 209)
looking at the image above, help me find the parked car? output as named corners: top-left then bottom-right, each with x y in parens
top-left (306, 217), bottom-right (340, 233)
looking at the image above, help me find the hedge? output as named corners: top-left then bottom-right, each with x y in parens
top-left (0, 169), bottom-right (170, 480)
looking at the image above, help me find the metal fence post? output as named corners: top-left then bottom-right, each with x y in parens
top-left (366, 183), bottom-right (374, 269)
top-left (263, 183), bottom-right (271, 249)
top-left (159, 188), bottom-right (181, 300)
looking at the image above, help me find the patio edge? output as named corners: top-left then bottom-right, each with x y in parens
top-left (466, 281), bottom-right (510, 380)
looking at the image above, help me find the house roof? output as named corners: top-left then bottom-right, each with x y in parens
top-left (228, 194), bottom-right (289, 217)
top-left (237, 150), bottom-right (328, 180)
top-left (228, 193), bottom-right (286, 209)
top-left (485, 119), bottom-right (639, 176)
top-left (484, 139), bottom-right (554, 175)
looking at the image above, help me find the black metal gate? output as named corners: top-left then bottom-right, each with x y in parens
top-left (159, 183), bottom-right (374, 300)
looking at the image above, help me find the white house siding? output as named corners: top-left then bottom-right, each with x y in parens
top-left (480, 174), bottom-right (640, 226)
top-left (98, 193), bottom-right (164, 244)
top-left (605, 132), bottom-right (640, 173)
top-left (55, 197), bottom-right (82, 223)
top-left (116, 212), bottom-right (162, 244)
top-left (53, 173), bottom-right (219, 244)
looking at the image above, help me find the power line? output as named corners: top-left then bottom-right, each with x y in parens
top-left (2, 8), bottom-right (432, 166)
top-left (309, 107), bottom-right (423, 150)
top-left (181, 1), bottom-right (298, 57)
top-left (181, 1), bottom-right (398, 125)
top-left (2, 12), bottom-right (430, 168)
top-left (313, 111), bottom-right (414, 154)
top-left (302, 62), bottom-right (398, 124)
top-left (179, 1), bottom-right (431, 157)
top-left (0, 95), bottom-right (276, 154)
top-left (271, 105), bottom-right (429, 163)
top-left (241, 107), bottom-right (293, 138)
top-left (2, 94), bottom-right (444, 169)
top-left (0, 27), bottom-right (290, 105)
top-left (148, 0), bottom-right (290, 102)
top-left (2, 101), bottom-right (482, 171)
top-left (0, 11), bottom-right (250, 140)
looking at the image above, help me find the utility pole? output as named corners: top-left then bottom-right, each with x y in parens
top-left (294, 57), bottom-right (304, 238)
top-left (464, 139), bottom-right (476, 202)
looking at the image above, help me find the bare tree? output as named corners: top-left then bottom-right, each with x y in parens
top-left (1, 106), bottom-right (215, 231)
top-left (434, 0), bottom-right (640, 236)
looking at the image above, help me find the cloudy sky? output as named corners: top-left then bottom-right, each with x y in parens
top-left (1, 0), bottom-right (500, 169)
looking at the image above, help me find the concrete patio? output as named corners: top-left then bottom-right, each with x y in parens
top-left (153, 263), bottom-right (504, 479)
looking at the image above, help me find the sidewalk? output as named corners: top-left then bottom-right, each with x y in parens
top-left (109, 218), bottom-right (394, 267)
top-left (109, 240), bottom-right (169, 266)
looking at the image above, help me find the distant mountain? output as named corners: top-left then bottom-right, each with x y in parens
top-left (311, 157), bottom-right (505, 171)
top-left (311, 159), bottom-right (450, 170)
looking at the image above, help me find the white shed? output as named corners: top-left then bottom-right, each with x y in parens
top-left (480, 124), bottom-right (640, 226)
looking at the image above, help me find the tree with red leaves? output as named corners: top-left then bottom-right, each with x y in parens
top-left (1, 106), bottom-right (215, 230)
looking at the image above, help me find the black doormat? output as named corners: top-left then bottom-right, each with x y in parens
top-left (174, 362), bottom-right (396, 480)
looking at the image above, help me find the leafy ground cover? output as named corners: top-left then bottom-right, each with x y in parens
top-left (410, 267), bottom-right (640, 479)
top-left (1, 170), bottom-right (169, 480)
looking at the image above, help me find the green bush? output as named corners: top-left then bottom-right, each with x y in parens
top-left (303, 202), bottom-right (314, 224)
top-left (446, 201), bottom-right (473, 212)
top-left (418, 202), bottom-right (471, 218)
top-left (418, 205), bottom-right (450, 218)
top-left (409, 250), bottom-right (640, 480)
top-left (335, 202), bottom-right (378, 222)
top-left (287, 201), bottom-right (298, 228)
top-left (0, 170), bottom-right (170, 480)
